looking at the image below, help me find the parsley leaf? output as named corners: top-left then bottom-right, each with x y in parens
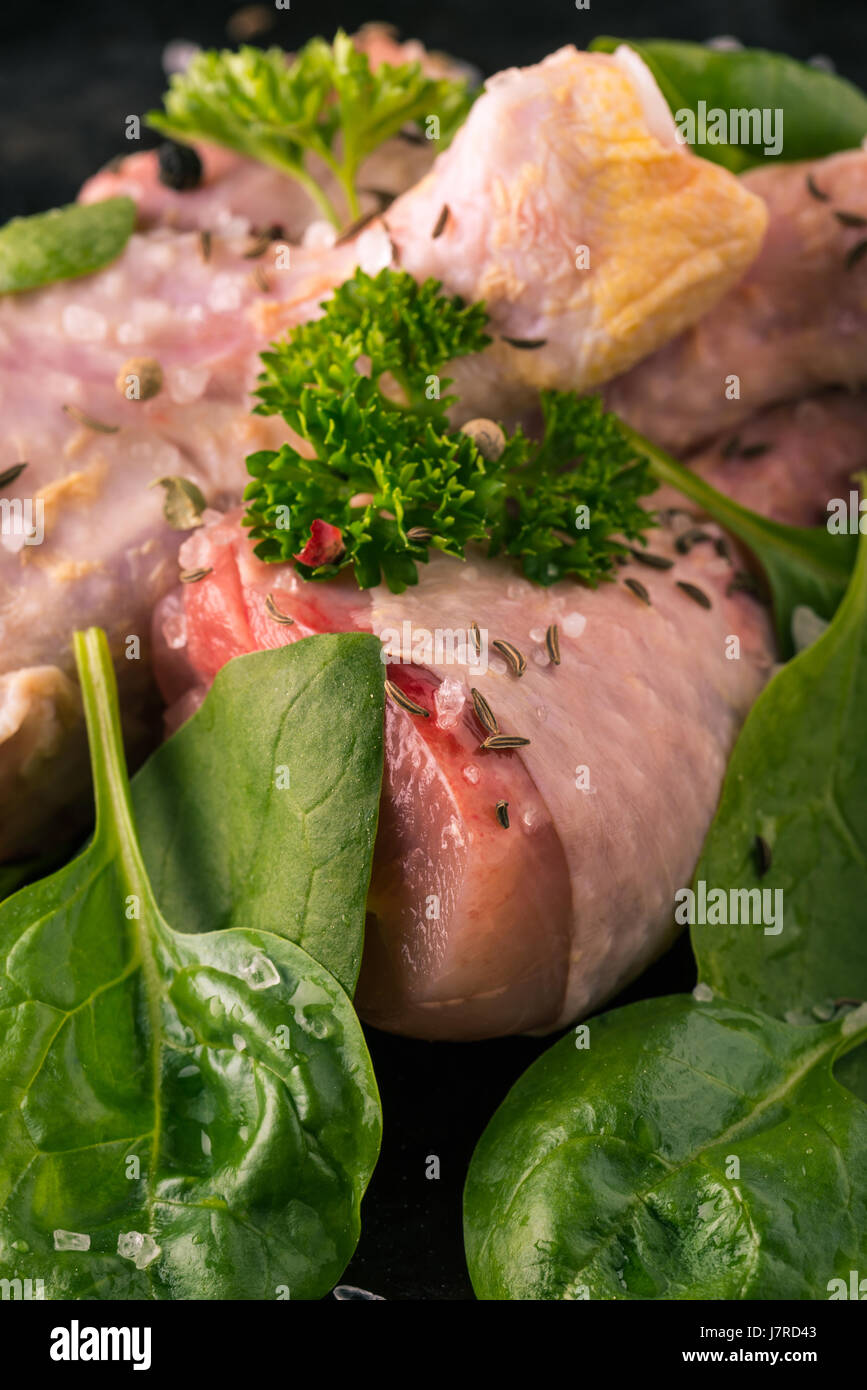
top-left (244, 269), bottom-right (495, 591)
top-left (147, 33), bottom-right (475, 229)
top-left (254, 265), bottom-right (491, 421)
top-left (242, 269), bottom-right (658, 593)
top-left (490, 394), bottom-right (658, 586)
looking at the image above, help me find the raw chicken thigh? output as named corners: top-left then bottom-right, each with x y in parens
top-left (153, 507), bottom-right (774, 1038)
top-left (0, 43), bottom-right (765, 857)
top-left (607, 152), bottom-right (867, 452)
top-left (387, 44), bottom-right (767, 423)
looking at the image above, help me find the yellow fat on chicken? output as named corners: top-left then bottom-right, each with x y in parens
top-left (387, 43), bottom-right (768, 404)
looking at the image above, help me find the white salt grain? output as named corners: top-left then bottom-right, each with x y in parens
top-left (303, 219), bottom-right (338, 251)
top-left (562, 611), bottom-right (587, 638)
top-left (62, 304), bottom-right (107, 342)
top-left (168, 366), bottom-right (210, 405)
top-left (435, 677), bottom-right (466, 729)
top-left (207, 274), bottom-right (243, 313)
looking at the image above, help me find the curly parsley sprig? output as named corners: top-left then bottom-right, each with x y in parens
top-left (490, 394), bottom-right (658, 586)
top-left (242, 268), bottom-right (658, 593)
top-left (148, 33), bottom-right (475, 229)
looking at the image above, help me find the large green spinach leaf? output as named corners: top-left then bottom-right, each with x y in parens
top-left (628, 425), bottom-right (858, 655)
top-left (0, 629), bottom-right (381, 1300)
top-left (692, 529), bottom-right (867, 1088)
top-left (133, 635), bottom-right (384, 997)
top-left (591, 38), bottom-right (867, 171)
top-left (464, 994), bottom-right (867, 1300)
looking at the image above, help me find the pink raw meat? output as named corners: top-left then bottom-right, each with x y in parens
top-left (0, 42), bottom-right (764, 858)
top-left (607, 152), bottom-right (867, 452)
top-left (153, 507), bottom-right (774, 1039)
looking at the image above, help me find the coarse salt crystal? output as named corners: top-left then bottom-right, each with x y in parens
top-left (207, 274), bottom-right (243, 313)
top-left (118, 1231), bottom-right (161, 1269)
top-left (62, 304), bottom-right (107, 342)
top-left (357, 223), bottom-right (393, 275)
top-left (53, 1229), bottom-right (91, 1252)
top-left (303, 219), bottom-right (339, 251)
top-left (214, 211), bottom-right (250, 237)
top-left (562, 611), bottom-right (586, 638)
top-left (116, 322), bottom-right (145, 346)
top-left (435, 676), bottom-right (466, 729)
top-left (169, 365), bottom-right (210, 405)
top-left (143, 241), bottom-right (176, 271)
top-left (462, 763), bottom-right (480, 784)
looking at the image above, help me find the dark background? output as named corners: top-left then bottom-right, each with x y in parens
top-left (3, 0), bottom-right (867, 223)
top-left (1, 0), bottom-right (863, 1301)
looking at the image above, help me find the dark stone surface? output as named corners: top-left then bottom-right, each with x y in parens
top-left (2, 0), bottom-right (866, 222)
top-left (1, 0), bottom-right (862, 1301)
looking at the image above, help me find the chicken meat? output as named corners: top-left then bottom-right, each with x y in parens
top-left (153, 505), bottom-right (774, 1039)
top-left (0, 43), bottom-right (766, 858)
top-left (607, 151), bottom-right (867, 452)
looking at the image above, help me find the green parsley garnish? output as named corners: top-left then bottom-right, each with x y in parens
top-left (147, 32), bottom-right (475, 230)
top-left (242, 268), bottom-right (657, 593)
top-left (489, 394), bottom-right (658, 587)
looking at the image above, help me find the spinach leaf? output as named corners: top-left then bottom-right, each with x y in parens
top-left (133, 635), bottom-right (384, 997)
top-left (464, 994), bottom-right (867, 1300)
top-left (627, 425), bottom-right (858, 655)
top-left (0, 198), bottom-right (136, 294)
top-left (692, 529), bottom-right (867, 1044)
top-left (591, 38), bottom-right (867, 171)
top-left (0, 629), bottom-right (381, 1300)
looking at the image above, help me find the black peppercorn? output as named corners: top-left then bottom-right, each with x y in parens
top-left (157, 141), bottom-right (203, 191)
